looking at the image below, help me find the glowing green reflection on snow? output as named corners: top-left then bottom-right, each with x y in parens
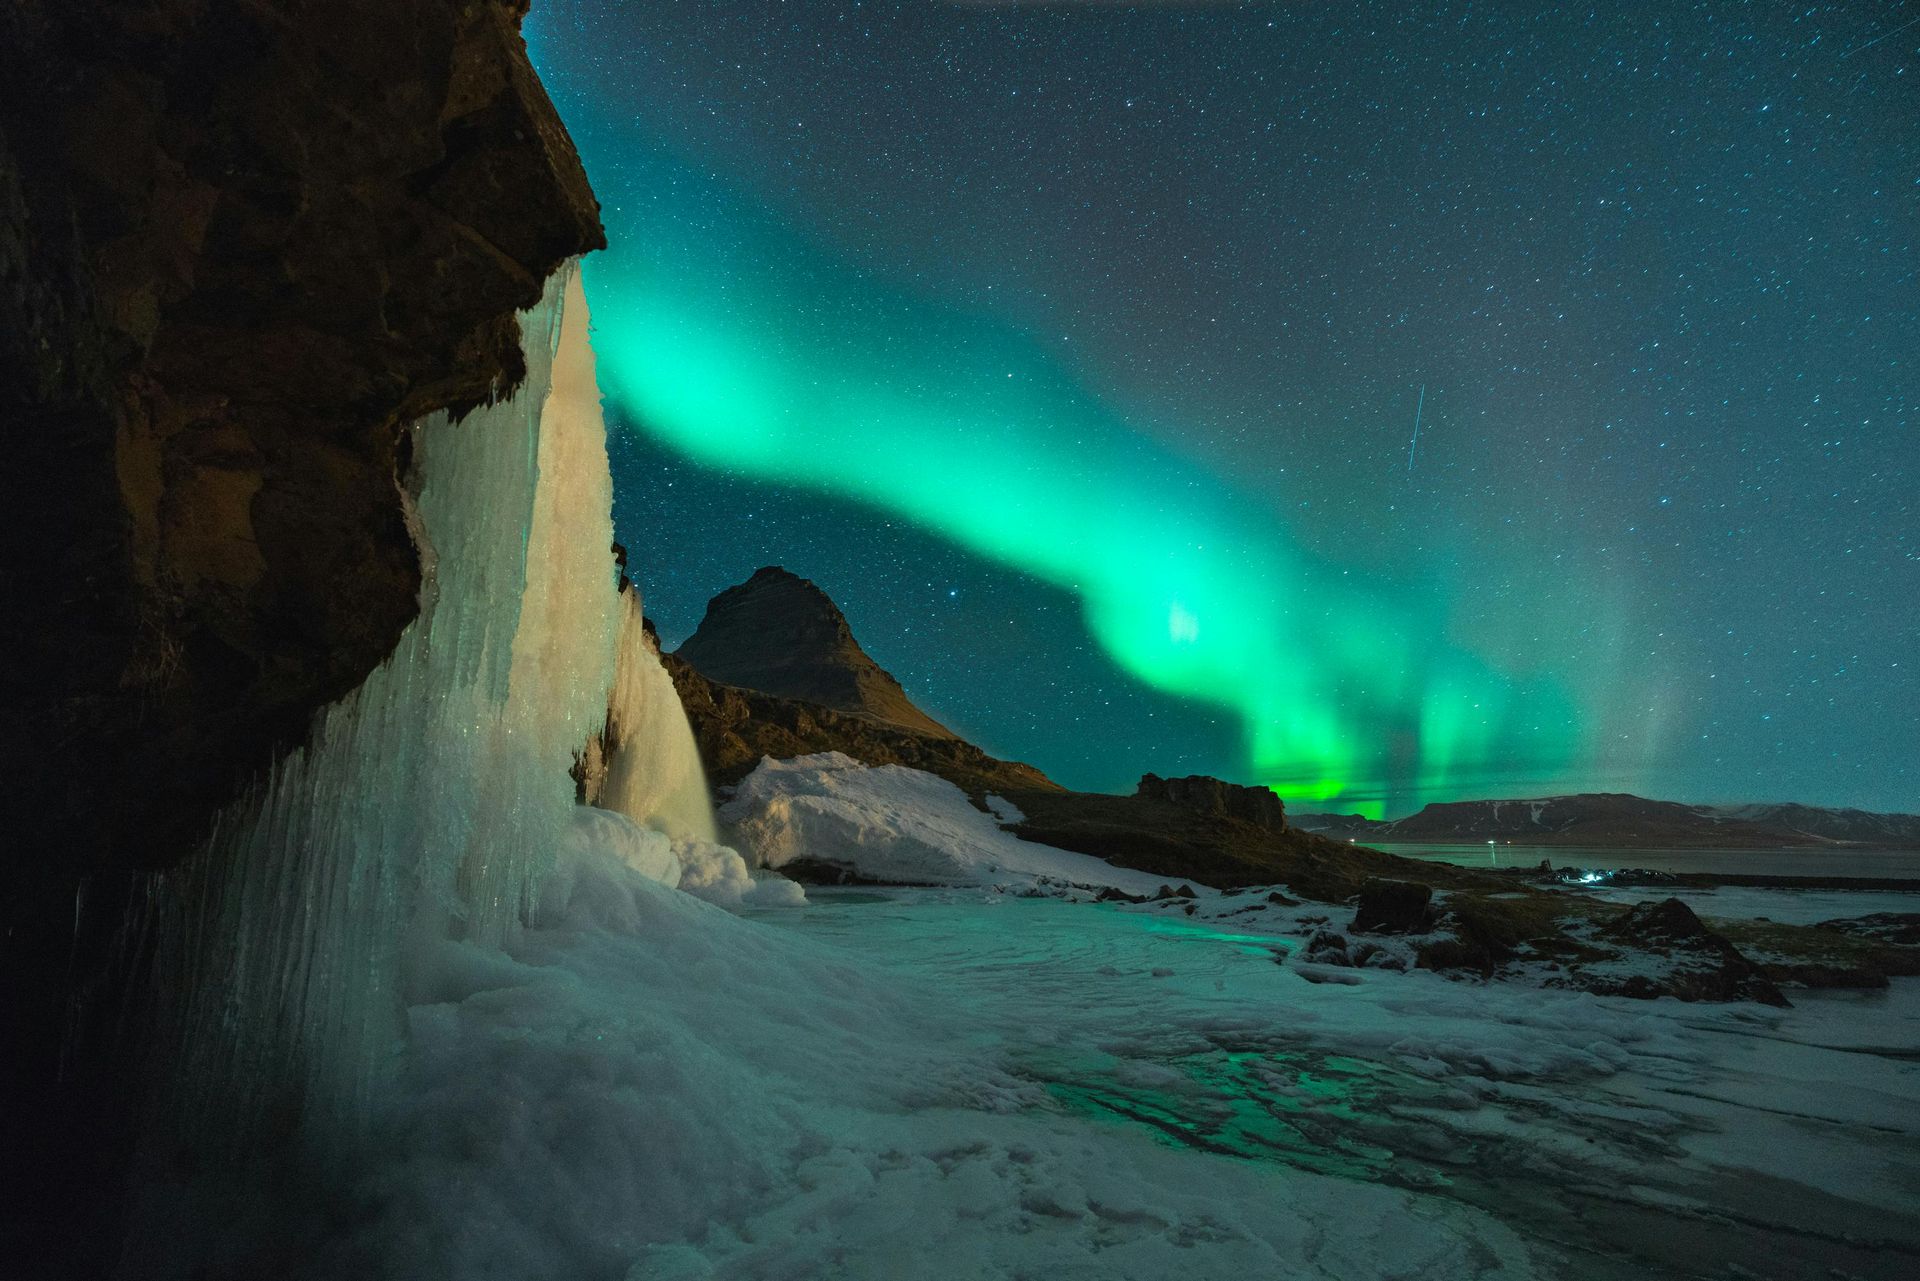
top-left (1025, 1045), bottom-right (1431, 1186)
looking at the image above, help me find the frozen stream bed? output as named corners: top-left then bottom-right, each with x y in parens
top-left (311, 846), bottom-right (1920, 1281)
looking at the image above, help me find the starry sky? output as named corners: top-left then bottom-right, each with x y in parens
top-left (528, 1), bottom-right (1917, 817)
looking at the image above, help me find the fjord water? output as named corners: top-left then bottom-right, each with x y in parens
top-left (1366, 843), bottom-right (1920, 878)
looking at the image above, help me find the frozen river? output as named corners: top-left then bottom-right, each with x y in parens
top-left (302, 850), bottom-right (1920, 1281)
top-left (742, 888), bottom-right (1920, 1280)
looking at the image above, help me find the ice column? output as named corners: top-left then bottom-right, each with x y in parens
top-left (599, 592), bottom-right (723, 845)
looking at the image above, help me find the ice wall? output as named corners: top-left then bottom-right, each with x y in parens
top-left (137, 263), bottom-right (623, 1156)
top-left (588, 592), bottom-right (809, 909)
top-left (599, 593), bottom-right (722, 845)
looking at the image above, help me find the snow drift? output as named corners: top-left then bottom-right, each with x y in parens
top-left (720, 751), bottom-right (1176, 894)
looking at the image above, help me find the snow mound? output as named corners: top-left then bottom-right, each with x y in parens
top-left (719, 753), bottom-right (1177, 894)
top-left (566, 805), bottom-right (804, 909)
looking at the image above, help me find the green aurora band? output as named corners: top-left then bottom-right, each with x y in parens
top-left (570, 146), bottom-right (1579, 818)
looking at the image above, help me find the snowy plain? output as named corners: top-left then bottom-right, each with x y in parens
top-left (287, 758), bottom-right (1920, 1281)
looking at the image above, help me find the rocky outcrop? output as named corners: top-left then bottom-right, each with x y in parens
top-left (1587, 899), bottom-right (1789, 1007)
top-left (1136, 773), bottom-right (1285, 830)
top-left (1, 4), bottom-right (602, 1272)
top-left (675, 566), bottom-right (956, 738)
top-left (1007, 787), bottom-right (1417, 894)
top-left (1815, 913), bottom-right (1920, 947)
top-left (666, 652), bottom-right (1057, 798)
top-left (1348, 878), bottom-right (1434, 934)
top-left (2, 0), bottom-right (602, 873)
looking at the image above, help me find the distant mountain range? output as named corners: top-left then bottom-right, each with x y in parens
top-left (1293, 793), bottom-right (1920, 849)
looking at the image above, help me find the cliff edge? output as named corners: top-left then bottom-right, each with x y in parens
top-left (0, 4), bottom-right (604, 1272)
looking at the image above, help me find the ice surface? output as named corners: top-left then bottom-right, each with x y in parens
top-left (720, 752), bottom-right (1175, 894)
top-left (247, 839), bottom-right (1919, 1280)
top-left (292, 837), bottom-right (1553, 1281)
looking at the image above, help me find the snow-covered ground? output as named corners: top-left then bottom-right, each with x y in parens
top-left (171, 753), bottom-right (1914, 1279)
top-left (280, 828), bottom-right (1920, 1281)
top-left (718, 751), bottom-right (1178, 896)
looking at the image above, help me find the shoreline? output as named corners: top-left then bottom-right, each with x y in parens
top-left (1441, 863), bottom-right (1920, 894)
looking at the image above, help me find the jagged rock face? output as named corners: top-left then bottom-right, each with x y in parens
top-left (1136, 772), bottom-right (1286, 831)
top-left (1595, 898), bottom-right (1789, 1007)
top-left (1, 0), bottom-right (604, 875)
top-left (675, 566), bottom-right (956, 739)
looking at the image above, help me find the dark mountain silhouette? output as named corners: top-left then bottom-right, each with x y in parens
top-left (674, 566), bottom-right (955, 739)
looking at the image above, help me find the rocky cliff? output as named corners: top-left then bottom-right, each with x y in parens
top-left (1, 4), bottom-right (603, 1272)
top-left (675, 566), bottom-right (957, 738)
top-left (2, 0), bottom-right (602, 879)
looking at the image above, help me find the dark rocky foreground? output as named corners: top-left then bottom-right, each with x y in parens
top-left (2, 4), bottom-right (603, 1273)
top-left (2, 0), bottom-right (602, 878)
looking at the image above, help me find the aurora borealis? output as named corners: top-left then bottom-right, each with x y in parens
top-left (528, 1), bottom-right (1917, 815)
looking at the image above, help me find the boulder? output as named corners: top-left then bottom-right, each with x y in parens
top-left (1136, 773), bottom-right (1286, 830)
top-left (1349, 878), bottom-right (1435, 934)
top-left (1597, 898), bottom-right (1789, 1007)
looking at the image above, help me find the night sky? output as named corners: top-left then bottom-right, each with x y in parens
top-left (529, 1), bottom-right (1917, 816)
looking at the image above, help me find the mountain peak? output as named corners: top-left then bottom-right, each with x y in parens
top-left (674, 567), bottom-right (955, 739)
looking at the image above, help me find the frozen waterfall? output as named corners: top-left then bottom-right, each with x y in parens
top-left (129, 259), bottom-right (766, 1176)
top-left (599, 592), bottom-right (721, 845)
top-left (586, 590), bottom-right (807, 909)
